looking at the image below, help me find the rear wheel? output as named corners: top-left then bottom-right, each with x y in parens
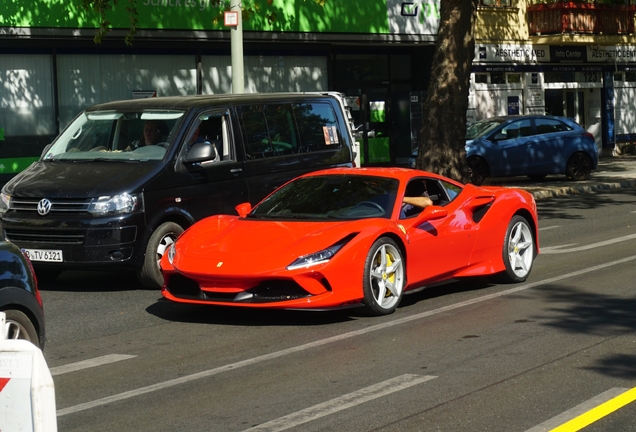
top-left (4, 309), bottom-right (40, 347)
top-left (137, 222), bottom-right (184, 289)
top-left (498, 215), bottom-right (535, 283)
top-left (566, 152), bottom-right (592, 181)
top-left (467, 157), bottom-right (489, 186)
top-left (361, 238), bottom-right (405, 316)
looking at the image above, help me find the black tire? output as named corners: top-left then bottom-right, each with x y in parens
top-left (137, 221), bottom-right (184, 289)
top-left (467, 156), bottom-right (489, 186)
top-left (566, 152), bottom-right (592, 181)
top-left (361, 238), bottom-right (405, 316)
top-left (498, 215), bottom-right (535, 283)
top-left (527, 174), bottom-right (547, 181)
top-left (4, 309), bottom-right (40, 347)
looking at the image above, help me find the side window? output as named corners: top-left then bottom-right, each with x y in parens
top-left (239, 107), bottom-right (270, 158)
top-left (535, 118), bottom-right (573, 134)
top-left (293, 102), bottom-right (343, 153)
top-left (439, 180), bottom-right (461, 202)
top-left (499, 119), bottom-right (532, 140)
top-left (179, 110), bottom-right (233, 169)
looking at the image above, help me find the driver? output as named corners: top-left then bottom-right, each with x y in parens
top-left (127, 120), bottom-right (169, 150)
top-left (401, 181), bottom-right (433, 218)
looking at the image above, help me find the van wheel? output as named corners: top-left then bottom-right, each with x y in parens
top-left (3, 309), bottom-right (40, 348)
top-left (138, 222), bottom-right (184, 289)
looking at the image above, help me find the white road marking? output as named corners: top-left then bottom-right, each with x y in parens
top-left (538, 225), bottom-right (561, 231)
top-left (541, 233), bottom-right (636, 254)
top-left (50, 354), bottom-right (137, 376)
top-left (525, 388), bottom-right (629, 432)
top-left (242, 374), bottom-right (437, 432)
top-left (57, 254), bottom-right (636, 417)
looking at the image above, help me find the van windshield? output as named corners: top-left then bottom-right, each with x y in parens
top-left (43, 110), bottom-right (185, 161)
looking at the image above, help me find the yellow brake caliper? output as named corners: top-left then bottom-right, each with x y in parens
top-left (384, 253), bottom-right (394, 298)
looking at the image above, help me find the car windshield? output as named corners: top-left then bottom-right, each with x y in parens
top-left (466, 118), bottom-right (505, 140)
top-left (43, 110), bottom-right (185, 162)
top-left (250, 175), bottom-right (399, 220)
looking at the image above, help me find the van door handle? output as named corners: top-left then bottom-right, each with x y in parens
top-left (230, 168), bottom-right (243, 174)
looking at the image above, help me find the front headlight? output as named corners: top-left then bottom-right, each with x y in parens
top-left (87, 193), bottom-right (143, 216)
top-left (0, 192), bottom-right (11, 215)
top-left (286, 235), bottom-right (356, 271)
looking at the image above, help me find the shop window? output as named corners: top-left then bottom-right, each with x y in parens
top-left (544, 72), bottom-right (575, 83)
top-left (490, 72), bottom-right (506, 84)
top-left (475, 74), bottom-right (488, 84)
top-left (480, 0), bottom-right (512, 6)
top-left (614, 72), bottom-right (624, 82)
top-left (626, 71), bottom-right (636, 82)
top-left (507, 73), bottom-right (521, 84)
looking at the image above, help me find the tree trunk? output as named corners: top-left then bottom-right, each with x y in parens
top-left (415, 0), bottom-right (478, 184)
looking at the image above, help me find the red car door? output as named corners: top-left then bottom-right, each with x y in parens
top-left (402, 187), bottom-right (486, 287)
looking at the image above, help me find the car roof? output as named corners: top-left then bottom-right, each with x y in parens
top-left (85, 92), bottom-right (343, 112)
top-left (298, 167), bottom-right (460, 185)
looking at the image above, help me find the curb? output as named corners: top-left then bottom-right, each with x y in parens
top-left (512, 179), bottom-right (636, 200)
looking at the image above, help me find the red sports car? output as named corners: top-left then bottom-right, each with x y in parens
top-left (161, 167), bottom-right (538, 316)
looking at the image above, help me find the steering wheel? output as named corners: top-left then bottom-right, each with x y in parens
top-left (354, 201), bottom-right (384, 212)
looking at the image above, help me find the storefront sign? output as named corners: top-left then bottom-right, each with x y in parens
top-left (550, 46), bottom-right (587, 62)
top-left (507, 96), bottom-right (520, 115)
top-left (589, 46), bottom-right (636, 62)
top-left (475, 45), bottom-right (550, 63)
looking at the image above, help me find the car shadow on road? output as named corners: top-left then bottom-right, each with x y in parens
top-left (534, 283), bottom-right (636, 380)
top-left (397, 278), bottom-right (494, 309)
top-left (146, 299), bottom-right (357, 327)
top-left (38, 270), bottom-right (142, 292)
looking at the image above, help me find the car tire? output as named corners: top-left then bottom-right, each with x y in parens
top-left (4, 309), bottom-right (40, 347)
top-left (361, 238), bottom-right (405, 316)
top-left (467, 157), bottom-right (489, 186)
top-left (498, 215), bottom-right (535, 283)
top-left (566, 152), bottom-right (592, 181)
top-left (137, 222), bottom-right (184, 289)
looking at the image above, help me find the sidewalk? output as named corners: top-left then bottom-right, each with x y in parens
top-left (486, 155), bottom-right (636, 200)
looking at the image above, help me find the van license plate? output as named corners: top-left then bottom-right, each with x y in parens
top-left (22, 249), bottom-right (63, 262)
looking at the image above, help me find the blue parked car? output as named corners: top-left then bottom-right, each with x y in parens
top-left (465, 115), bottom-right (598, 185)
top-left (410, 115), bottom-right (599, 185)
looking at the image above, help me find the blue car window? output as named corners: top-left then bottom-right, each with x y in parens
top-left (500, 119), bottom-right (532, 140)
top-left (535, 118), bottom-right (573, 134)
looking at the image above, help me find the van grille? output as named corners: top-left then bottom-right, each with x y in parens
top-left (5, 228), bottom-right (85, 245)
top-left (10, 197), bottom-right (92, 213)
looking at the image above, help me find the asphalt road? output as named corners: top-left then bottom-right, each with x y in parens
top-left (39, 189), bottom-right (636, 432)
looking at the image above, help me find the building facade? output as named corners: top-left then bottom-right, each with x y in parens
top-left (1, 0), bottom-right (636, 183)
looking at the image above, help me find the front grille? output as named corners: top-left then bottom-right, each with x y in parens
top-left (10, 197), bottom-right (92, 213)
top-left (243, 280), bottom-right (311, 302)
top-left (5, 228), bottom-right (85, 245)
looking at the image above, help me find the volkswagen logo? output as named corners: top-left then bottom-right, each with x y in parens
top-left (37, 198), bottom-right (52, 216)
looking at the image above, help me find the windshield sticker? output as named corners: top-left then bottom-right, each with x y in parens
top-left (323, 126), bottom-right (339, 146)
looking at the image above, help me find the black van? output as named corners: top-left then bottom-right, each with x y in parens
top-left (0, 93), bottom-right (356, 288)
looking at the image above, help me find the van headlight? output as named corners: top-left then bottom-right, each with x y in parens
top-left (88, 193), bottom-right (143, 216)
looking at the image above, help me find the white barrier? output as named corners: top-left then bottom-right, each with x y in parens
top-left (0, 312), bottom-right (57, 432)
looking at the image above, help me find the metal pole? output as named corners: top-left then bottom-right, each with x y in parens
top-left (230, 0), bottom-right (244, 94)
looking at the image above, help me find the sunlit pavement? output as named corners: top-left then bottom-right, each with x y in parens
top-left (486, 155), bottom-right (636, 200)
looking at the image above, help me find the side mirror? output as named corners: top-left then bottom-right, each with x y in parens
top-left (412, 206), bottom-right (448, 226)
top-left (183, 142), bottom-right (216, 164)
top-left (235, 202), bottom-right (252, 218)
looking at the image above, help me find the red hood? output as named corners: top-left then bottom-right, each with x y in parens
top-left (173, 215), bottom-right (365, 276)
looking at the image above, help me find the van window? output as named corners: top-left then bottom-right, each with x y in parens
top-left (43, 110), bottom-right (185, 161)
top-left (237, 101), bottom-right (342, 160)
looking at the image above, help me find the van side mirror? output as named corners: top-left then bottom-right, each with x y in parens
top-left (235, 202), bottom-right (252, 218)
top-left (183, 142), bottom-right (216, 164)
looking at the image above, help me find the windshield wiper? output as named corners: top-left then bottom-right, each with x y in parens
top-left (71, 158), bottom-right (140, 163)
